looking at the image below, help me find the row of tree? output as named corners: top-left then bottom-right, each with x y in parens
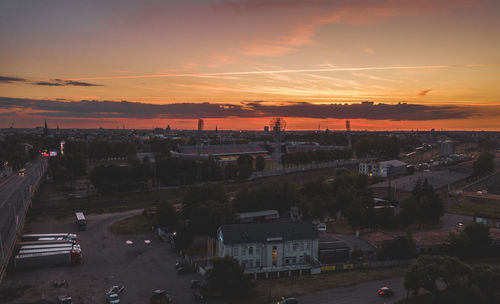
top-left (90, 164), bottom-right (151, 194)
top-left (404, 255), bottom-right (500, 303)
top-left (281, 149), bottom-right (353, 166)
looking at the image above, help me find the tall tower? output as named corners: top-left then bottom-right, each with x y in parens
top-left (346, 120), bottom-right (352, 149)
top-left (43, 119), bottom-right (49, 136)
top-left (197, 119), bottom-right (204, 133)
top-left (269, 118), bottom-right (286, 169)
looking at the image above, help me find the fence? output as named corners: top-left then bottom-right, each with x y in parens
top-left (251, 158), bottom-right (376, 179)
top-left (320, 259), bottom-right (414, 273)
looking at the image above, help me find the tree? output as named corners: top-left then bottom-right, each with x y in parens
top-left (237, 154), bottom-right (253, 179)
top-left (463, 222), bottom-right (491, 256)
top-left (400, 179), bottom-right (444, 227)
top-left (183, 184), bottom-right (228, 216)
top-left (382, 236), bottom-right (416, 260)
top-left (206, 256), bottom-right (254, 300)
top-left (473, 152), bottom-right (494, 176)
top-left (155, 202), bottom-right (179, 229)
top-left (404, 255), bottom-right (500, 303)
top-left (174, 222), bottom-right (194, 250)
top-left (255, 155), bottom-right (265, 172)
top-left (404, 255), bottom-right (443, 297)
top-left (189, 200), bottom-right (235, 236)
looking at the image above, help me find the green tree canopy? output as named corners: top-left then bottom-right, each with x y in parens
top-left (206, 256), bottom-right (254, 300)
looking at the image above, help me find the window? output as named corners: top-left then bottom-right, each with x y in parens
top-left (249, 246), bottom-right (254, 255)
top-left (233, 247), bottom-right (239, 256)
top-left (292, 243), bottom-right (298, 251)
top-left (248, 260), bottom-right (253, 267)
top-left (256, 259), bottom-right (260, 267)
top-left (285, 243), bottom-right (290, 252)
top-left (292, 256), bottom-right (297, 264)
top-left (298, 242), bottom-right (304, 251)
top-left (256, 247), bottom-right (260, 255)
top-left (242, 248), bottom-right (246, 256)
top-left (299, 256), bottom-right (304, 263)
top-left (285, 257), bottom-right (290, 265)
top-left (306, 241), bottom-right (311, 251)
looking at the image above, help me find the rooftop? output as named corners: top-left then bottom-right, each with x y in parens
top-left (412, 230), bottom-right (452, 246)
top-left (369, 167), bottom-right (472, 192)
top-left (236, 210), bottom-right (279, 220)
top-left (359, 231), bottom-right (395, 246)
top-left (178, 144), bottom-right (267, 156)
top-left (219, 221), bottom-right (318, 245)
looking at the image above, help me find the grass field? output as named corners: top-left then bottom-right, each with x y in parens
top-left (237, 266), bottom-right (408, 304)
top-left (109, 214), bottom-right (152, 235)
top-left (447, 198), bottom-right (500, 217)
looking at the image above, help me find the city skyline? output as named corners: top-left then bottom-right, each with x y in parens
top-left (1, 0), bottom-right (500, 130)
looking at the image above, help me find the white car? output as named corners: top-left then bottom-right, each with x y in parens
top-left (317, 223), bottom-right (327, 232)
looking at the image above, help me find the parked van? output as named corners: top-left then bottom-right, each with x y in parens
top-left (75, 212), bottom-right (86, 231)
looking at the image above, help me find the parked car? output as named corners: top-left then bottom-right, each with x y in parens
top-left (56, 295), bottom-right (72, 304)
top-left (175, 261), bottom-right (190, 269)
top-left (190, 280), bottom-right (206, 289)
top-left (277, 297), bottom-right (299, 304)
top-left (107, 285), bottom-right (125, 294)
top-left (150, 290), bottom-right (172, 304)
top-left (377, 287), bottom-right (394, 296)
top-left (177, 266), bottom-right (193, 274)
top-left (317, 223), bottom-right (327, 232)
top-left (105, 293), bottom-right (120, 304)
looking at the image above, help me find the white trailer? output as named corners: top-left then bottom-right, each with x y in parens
top-left (14, 250), bottom-right (81, 269)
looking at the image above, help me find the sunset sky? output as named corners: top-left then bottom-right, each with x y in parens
top-left (1, 0), bottom-right (500, 130)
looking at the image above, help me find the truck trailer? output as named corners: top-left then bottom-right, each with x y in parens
top-left (21, 233), bottom-right (77, 242)
top-left (14, 249), bottom-right (82, 269)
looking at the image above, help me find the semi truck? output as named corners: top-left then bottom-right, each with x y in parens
top-left (18, 239), bottom-right (77, 247)
top-left (14, 249), bottom-right (82, 269)
top-left (21, 233), bottom-right (77, 242)
top-left (18, 244), bottom-right (81, 255)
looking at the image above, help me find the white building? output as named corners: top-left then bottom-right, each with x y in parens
top-left (359, 160), bottom-right (406, 177)
top-left (217, 222), bottom-right (319, 274)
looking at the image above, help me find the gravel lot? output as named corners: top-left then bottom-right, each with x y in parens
top-left (0, 209), bottom-right (203, 304)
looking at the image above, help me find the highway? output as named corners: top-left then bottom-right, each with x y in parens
top-left (296, 276), bottom-right (405, 304)
top-left (0, 156), bottom-right (48, 282)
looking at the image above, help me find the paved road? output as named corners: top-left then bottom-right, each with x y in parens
top-left (296, 277), bottom-right (405, 304)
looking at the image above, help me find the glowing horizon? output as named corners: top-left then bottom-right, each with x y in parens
top-left (1, 0), bottom-right (500, 130)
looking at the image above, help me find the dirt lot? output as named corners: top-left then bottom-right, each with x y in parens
top-left (0, 210), bottom-right (203, 304)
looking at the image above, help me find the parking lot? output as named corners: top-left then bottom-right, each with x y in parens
top-left (0, 209), bottom-right (203, 304)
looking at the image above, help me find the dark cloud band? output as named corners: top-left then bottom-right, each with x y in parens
top-left (0, 75), bottom-right (101, 87)
top-left (0, 97), bottom-right (486, 121)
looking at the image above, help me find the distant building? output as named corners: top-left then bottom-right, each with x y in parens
top-left (440, 140), bottom-right (455, 157)
top-left (286, 144), bottom-right (344, 154)
top-left (136, 152), bottom-right (155, 163)
top-left (217, 221), bottom-right (319, 272)
top-left (473, 212), bottom-right (500, 228)
top-left (318, 236), bottom-right (350, 263)
top-left (359, 160), bottom-right (406, 177)
top-left (235, 210), bottom-right (280, 223)
top-left (171, 144), bottom-right (268, 162)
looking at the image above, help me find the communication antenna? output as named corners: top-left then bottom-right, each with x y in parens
top-left (269, 118), bottom-right (286, 169)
